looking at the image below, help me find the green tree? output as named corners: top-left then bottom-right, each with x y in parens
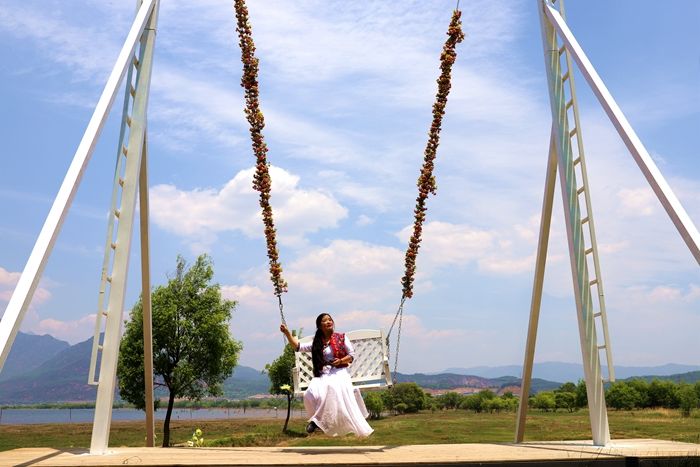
top-left (575, 379), bottom-right (588, 408)
top-left (555, 382), bottom-right (577, 394)
top-left (606, 382), bottom-right (642, 410)
top-left (477, 389), bottom-right (496, 400)
top-left (389, 383), bottom-right (425, 413)
top-left (264, 329), bottom-right (300, 432)
top-left (459, 394), bottom-right (482, 413)
top-left (364, 392), bottom-right (384, 419)
top-left (117, 254), bottom-right (242, 447)
top-left (531, 392), bottom-right (556, 412)
top-left (678, 383), bottom-right (699, 417)
top-left (485, 397), bottom-right (506, 413)
top-left (648, 379), bottom-right (679, 408)
top-left (626, 379), bottom-right (650, 408)
top-left (438, 392), bottom-right (463, 410)
top-left (554, 391), bottom-right (577, 412)
top-left (380, 389), bottom-right (396, 412)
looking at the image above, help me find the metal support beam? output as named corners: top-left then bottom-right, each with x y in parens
top-left (544, 2), bottom-right (700, 265)
top-left (538, 0), bottom-right (610, 446)
top-left (139, 133), bottom-right (155, 447)
top-left (90, 1), bottom-right (159, 454)
top-left (0, 0), bottom-right (157, 374)
top-left (515, 127), bottom-right (558, 443)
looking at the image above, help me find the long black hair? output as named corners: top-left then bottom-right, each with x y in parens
top-left (311, 313), bottom-right (332, 377)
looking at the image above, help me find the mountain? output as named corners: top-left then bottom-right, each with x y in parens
top-left (223, 365), bottom-right (269, 399)
top-left (622, 370), bottom-right (700, 385)
top-left (442, 362), bottom-right (700, 383)
top-left (0, 332), bottom-right (70, 381)
top-left (396, 373), bottom-right (561, 395)
top-left (2, 332), bottom-right (698, 404)
top-left (0, 334), bottom-right (100, 403)
top-left (0, 333), bottom-right (270, 404)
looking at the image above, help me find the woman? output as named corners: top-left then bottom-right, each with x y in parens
top-left (280, 313), bottom-right (374, 437)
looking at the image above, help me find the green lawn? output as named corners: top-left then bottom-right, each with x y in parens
top-left (1, 409), bottom-right (698, 452)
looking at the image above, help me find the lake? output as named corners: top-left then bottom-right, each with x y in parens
top-left (0, 407), bottom-right (306, 425)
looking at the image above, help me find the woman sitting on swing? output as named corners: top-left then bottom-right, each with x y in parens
top-left (280, 313), bottom-right (374, 437)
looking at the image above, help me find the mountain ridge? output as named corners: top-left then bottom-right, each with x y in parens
top-left (442, 362), bottom-right (700, 383)
top-left (1, 332), bottom-right (698, 404)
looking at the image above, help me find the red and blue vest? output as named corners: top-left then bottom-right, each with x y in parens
top-left (329, 332), bottom-right (349, 368)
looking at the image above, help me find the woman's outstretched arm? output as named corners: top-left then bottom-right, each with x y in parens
top-left (280, 323), bottom-right (299, 350)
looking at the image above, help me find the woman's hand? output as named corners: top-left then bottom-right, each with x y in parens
top-left (331, 357), bottom-right (351, 367)
top-left (280, 323), bottom-right (299, 350)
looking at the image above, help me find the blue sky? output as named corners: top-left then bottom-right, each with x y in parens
top-left (1, 0), bottom-right (698, 374)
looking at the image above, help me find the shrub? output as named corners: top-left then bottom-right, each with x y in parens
top-left (555, 391), bottom-right (577, 413)
top-left (389, 383), bottom-right (426, 413)
top-left (364, 392), bottom-right (384, 420)
top-left (531, 392), bottom-right (556, 412)
top-left (437, 392), bottom-right (463, 410)
top-left (459, 395), bottom-right (482, 413)
top-left (678, 383), bottom-right (699, 417)
top-left (606, 382), bottom-right (642, 410)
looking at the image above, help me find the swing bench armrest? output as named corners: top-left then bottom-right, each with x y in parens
top-left (382, 355), bottom-right (392, 387)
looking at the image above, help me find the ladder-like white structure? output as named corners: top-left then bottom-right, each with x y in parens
top-left (0, 0), bottom-right (160, 454)
top-left (292, 329), bottom-right (392, 396)
top-left (516, 0), bottom-right (700, 446)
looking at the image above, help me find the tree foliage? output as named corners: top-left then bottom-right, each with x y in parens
top-left (382, 383), bottom-right (425, 413)
top-left (364, 391), bottom-right (384, 419)
top-left (117, 254), bottom-right (242, 447)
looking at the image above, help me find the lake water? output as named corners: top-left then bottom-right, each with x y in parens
top-left (0, 407), bottom-right (306, 425)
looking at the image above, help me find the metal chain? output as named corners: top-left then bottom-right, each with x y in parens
top-left (387, 295), bottom-right (406, 339)
top-left (278, 295), bottom-right (286, 326)
top-left (388, 295), bottom-right (406, 384)
top-left (392, 304), bottom-right (404, 384)
top-left (277, 295), bottom-right (290, 347)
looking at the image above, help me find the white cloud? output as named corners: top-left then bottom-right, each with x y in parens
top-left (644, 284), bottom-right (700, 304)
top-left (0, 267), bottom-right (52, 307)
top-left (286, 239), bottom-right (403, 303)
top-left (31, 314), bottom-right (96, 345)
top-left (617, 187), bottom-right (657, 216)
top-left (221, 284), bottom-right (273, 312)
top-left (0, 3), bottom-right (121, 82)
top-left (0, 267), bottom-right (20, 287)
top-left (150, 166), bottom-right (347, 248)
top-left (356, 215), bottom-right (374, 227)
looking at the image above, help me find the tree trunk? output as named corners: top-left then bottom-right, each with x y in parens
top-left (162, 390), bottom-right (176, 447)
top-left (283, 393), bottom-right (291, 432)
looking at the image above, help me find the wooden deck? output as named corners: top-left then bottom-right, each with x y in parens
top-left (2, 439), bottom-right (700, 466)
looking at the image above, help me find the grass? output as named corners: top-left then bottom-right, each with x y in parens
top-left (1, 409), bottom-right (699, 452)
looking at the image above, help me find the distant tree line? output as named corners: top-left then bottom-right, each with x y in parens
top-left (531, 379), bottom-right (700, 417)
top-left (361, 383), bottom-right (521, 419)
top-left (360, 379), bottom-right (700, 419)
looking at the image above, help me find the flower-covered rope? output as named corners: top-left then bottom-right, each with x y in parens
top-left (401, 9), bottom-right (464, 300)
top-left (234, 0), bottom-right (287, 298)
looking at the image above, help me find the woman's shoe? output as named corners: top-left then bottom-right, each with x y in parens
top-left (305, 421), bottom-right (318, 433)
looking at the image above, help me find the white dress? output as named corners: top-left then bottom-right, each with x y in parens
top-left (299, 335), bottom-right (374, 437)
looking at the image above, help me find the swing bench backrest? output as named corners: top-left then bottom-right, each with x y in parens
top-left (292, 329), bottom-right (392, 396)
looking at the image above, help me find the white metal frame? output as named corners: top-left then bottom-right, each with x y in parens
top-left (516, 0), bottom-right (700, 447)
top-left (0, 0), bottom-right (159, 455)
top-left (292, 329), bottom-right (392, 397)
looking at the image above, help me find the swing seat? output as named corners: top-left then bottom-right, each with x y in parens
top-left (292, 329), bottom-right (392, 396)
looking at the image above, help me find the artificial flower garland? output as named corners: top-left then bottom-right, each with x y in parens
top-left (401, 9), bottom-right (464, 299)
top-left (234, 0), bottom-right (287, 297)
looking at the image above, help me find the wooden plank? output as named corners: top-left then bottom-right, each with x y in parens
top-left (1, 439), bottom-right (698, 466)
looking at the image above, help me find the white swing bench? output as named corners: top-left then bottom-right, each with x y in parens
top-left (292, 329), bottom-right (392, 397)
